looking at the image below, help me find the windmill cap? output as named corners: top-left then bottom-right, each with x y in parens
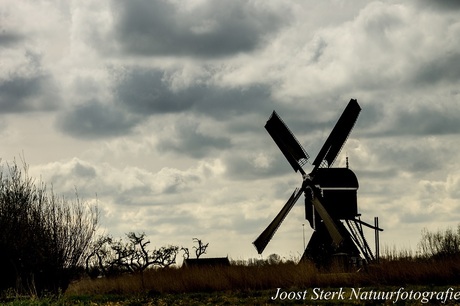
top-left (312, 168), bottom-right (359, 189)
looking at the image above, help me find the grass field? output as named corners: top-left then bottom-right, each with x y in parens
top-left (2, 251), bottom-right (460, 305)
top-left (8, 285), bottom-right (460, 306)
top-left (66, 255), bottom-right (460, 295)
top-left (0, 255), bottom-right (453, 305)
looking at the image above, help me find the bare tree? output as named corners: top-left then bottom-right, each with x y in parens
top-left (85, 235), bottom-right (117, 277)
top-left (124, 232), bottom-right (179, 271)
top-left (192, 238), bottom-right (209, 259)
top-left (151, 245), bottom-right (180, 268)
top-left (85, 232), bottom-right (179, 277)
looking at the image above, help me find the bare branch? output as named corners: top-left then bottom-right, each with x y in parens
top-left (192, 238), bottom-right (209, 259)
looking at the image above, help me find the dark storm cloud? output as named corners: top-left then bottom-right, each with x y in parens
top-left (0, 32), bottom-right (23, 47)
top-left (414, 53), bottom-right (460, 86)
top-left (353, 103), bottom-right (385, 134)
top-left (157, 119), bottom-right (232, 159)
top-left (56, 100), bottom-right (141, 139)
top-left (0, 74), bottom-right (57, 113)
top-left (377, 142), bottom-right (440, 175)
top-left (0, 50), bottom-right (57, 113)
top-left (72, 161), bottom-right (97, 179)
top-left (394, 107), bottom-right (460, 136)
top-left (368, 105), bottom-right (460, 137)
top-left (418, 0), bottom-right (460, 10)
top-left (110, 0), bottom-right (287, 57)
top-left (115, 67), bottom-right (274, 119)
top-left (115, 69), bottom-right (196, 114)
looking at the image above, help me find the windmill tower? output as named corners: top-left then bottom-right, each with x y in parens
top-left (253, 99), bottom-right (382, 268)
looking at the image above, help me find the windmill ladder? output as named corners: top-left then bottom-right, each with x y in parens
top-left (345, 218), bottom-right (375, 263)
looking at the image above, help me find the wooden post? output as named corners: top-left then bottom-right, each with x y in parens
top-left (374, 217), bottom-right (379, 263)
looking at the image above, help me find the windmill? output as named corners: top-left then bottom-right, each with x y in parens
top-left (253, 99), bottom-right (383, 267)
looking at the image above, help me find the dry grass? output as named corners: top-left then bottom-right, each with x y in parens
top-left (67, 262), bottom-right (317, 295)
top-left (363, 256), bottom-right (460, 286)
top-left (66, 255), bottom-right (460, 297)
top-left (64, 224), bottom-right (460, 303)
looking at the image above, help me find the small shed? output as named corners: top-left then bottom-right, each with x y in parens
top-left (182, 257), bottom-right (230, 268)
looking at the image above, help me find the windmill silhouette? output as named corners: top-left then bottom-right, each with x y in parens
top-left (253, 99), bottom-right (383, 267)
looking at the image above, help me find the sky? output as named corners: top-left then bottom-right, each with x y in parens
top-left (1, 0), bottom-right (460, 262)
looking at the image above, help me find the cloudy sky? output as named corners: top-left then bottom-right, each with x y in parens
top-left (1, 0), bottom-right (460, 261)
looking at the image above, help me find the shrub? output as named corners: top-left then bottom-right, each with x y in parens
top-left (0, 160), bottom-right (98, 295)
top-left (418, 225), bottom-right (460, 259)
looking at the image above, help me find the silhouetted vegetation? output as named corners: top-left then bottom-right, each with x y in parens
top-left (180, 237), bottom-right (209, 261)
top-left (65, 253), bottom-right (460, 303)
top-left (0, 161), bottom-right (98, 296)
top-left (418, 225), bottom-right (460, 259)
top-left (68, 225), bottom-right (460, 297)
top-left (192, 238), bottom-right (209, 259)
top-left (85, 232), bottom-right (179, 278)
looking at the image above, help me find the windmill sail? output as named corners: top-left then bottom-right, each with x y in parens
top-left (253, 188), bottom-right (304, 254)
top-left (265, 111), bottom-right (309, 174)
top-left (311, 197), bottom-right (343, 246)
top-left (312, 99), bottom-right (361, 172)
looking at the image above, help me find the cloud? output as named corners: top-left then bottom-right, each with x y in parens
top-left (0, 51), bottom-right (58, 113)
top-left (30, 157), bottom-right (221, 205)
top-left (29, 158), bottom-right (98, 196)
top-left (109, 0), bottom-right (288, 57)
top-left (72, 161), bottom-right (97, 178)
top-left (414, 52), bottom-right (460, 86)
top-left (223, 151), bottom-right (296, 181)
top-left (114, 68), bottom-right (196, 114)
top-left (0, 32), bottom-right (23, 47)
top-left (28, 157), bottom-right (234, 245)
top-left (3, 0), bottom-right (460, 259)
top-left (0, 75), bottom-right (54, 112)
top-left (269, 1), bottom-right (460, 104)
top-left (56, 100), bottom-right (142, 139)
top-left (391, 106), bottom-right (460, 136)
top-left (418, 0), bottom-right (460, 11)
top-left (361, 101), bottom-right (460, 137)
top-left (114, 66), bottom-right (274, 119)
top-left (156, 118), bottom-right (232, 158)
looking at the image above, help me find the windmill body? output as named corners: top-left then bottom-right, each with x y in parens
top-left (253, 99), bottom-right (382, 268)
top-left (307, 168), bottom-right (359, 224)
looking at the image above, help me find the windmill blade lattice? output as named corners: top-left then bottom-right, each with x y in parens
top-left (312, 99), bottom-right (361, 173)
top-left (265, 111), bottom-right (309, 175)
top-left (253, 187), bottom-right (303, 254)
